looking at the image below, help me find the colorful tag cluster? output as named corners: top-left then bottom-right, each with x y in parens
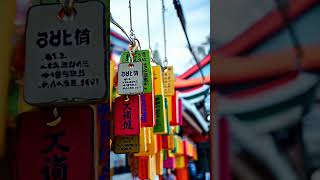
top-left (112, 51), bottom-right (197, 179)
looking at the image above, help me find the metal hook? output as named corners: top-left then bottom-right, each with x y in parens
top-left (128, 38), bottom-right (139, 64)
top-left (46, 107), bottom-right (62, 127)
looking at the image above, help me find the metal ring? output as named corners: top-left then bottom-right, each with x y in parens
top-left (124, 95), bottom-right (130, 102)
top-left (46, 107), bottom-right (62, 127)
top-left (59, 0), bottom-right (75, 19)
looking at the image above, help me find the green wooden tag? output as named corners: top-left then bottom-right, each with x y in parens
top-left (153, 95), bottom-right (167, 134)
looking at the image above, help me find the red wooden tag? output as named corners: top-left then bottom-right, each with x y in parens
top-left (138, 156), bottom-right (149, 179)
top-left (176, 167), bottom-right (189, 179)
top-left (178, 98), bottom-right (183, 126)
top-left (15, 106), bottom-right (94, 180)
top-left (157, 134), bottom-right (163, 151)
top-left (114, 95), bottom-right (140, 136)
top-left (170, 91), bottom-right (179, 126)
top-left (162, 135), bottom-right (168, 149)
top-left (140, 93), bottom-right (155, 127)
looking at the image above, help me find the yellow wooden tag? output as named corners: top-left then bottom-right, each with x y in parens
top-left (152, 66), bottom-right (163, 95)
top-left (110, 60), bottom-right (115, 109)
top-left (167, 134), bottom-right (174, 150)
top-left (176, 155), bottom-right (185, 169)
top-left (139, 127), bottom-right (147, 153)
top-left (156, 150), bottom-right (164, 175)
top-left (176, 136), bottom-right (184, 155)
top-left (135, 131), bottom-right (157, 156)
top-left (146, 127), bottom-right (152, 144)
top-left (193, 146), bottom-right (198, 161)
top-left (163, 66), bottom-right (175, 96)
top-left (148, 155), bottom-right (156, 180)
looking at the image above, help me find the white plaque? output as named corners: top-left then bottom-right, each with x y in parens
top-left (117, 62), bottom-right (144, 95)
top-left (25, 1), bottom-right (107, 105)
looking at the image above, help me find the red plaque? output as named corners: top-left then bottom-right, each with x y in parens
top-left (157, 135), bottom-right (163, 151)
top-left (140, 93), bottom-right (155, 127)
top-left (162, 135), bottom-right (168, 149)
top-left (15, 106), bottom-right (94, 180)
top-left (114, 95), bottom-right (140, 136)
top-left (178, 98), bottom-right (183, 126)
top-left (170, 91), bottom-right (179, 126)
top-left (138, 156), bottom-right (149, 180)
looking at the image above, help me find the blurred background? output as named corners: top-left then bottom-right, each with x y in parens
top-left (212, 0), bottom-right (320, 180)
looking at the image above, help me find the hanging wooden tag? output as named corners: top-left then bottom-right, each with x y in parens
top-left (25, 1), bottom-right (107, 105)
top-left (117, 62), bottom-right (144, 95)
top-left (140, 93), bottom-right (155, 127)
top-left (153, 95), bottom-right (167, 134)
top-left (176, 136), bottom-right (184, 155)
top-left (163, 66), bottom-right (175, 96)
top-left (172, 135), bottom-right (178, 154)
top-left (148, 155), bottom-right (156, 180)
top-left (135, 131), bottom-right (157, 156)
top-left (165, 98), bottom-right (173, 135)
top-left (178, 98), bottom-right (183, 125)
top-left (146, 127), bottom-right (152, 144)
top-left (110, 60), bottom-right (115, 109)
top-left (15, 106), bottom-right (95, 180)
top-left (176, 167), bottom-right (189, 179)
top-left (176, 155), bottom-right (186, 169)
top-left (120, 50), bottom-right (153, 93)
top-left (138, 156), bottom-right (149, 180)
top-left (170, 91), bottom-right (179, 126)
top-left (193, 146), bottom-right (198, 161)
top-left (139, 127), bottom-right (147, 153)
top-left (167, 134), bottom-right (174, 150)
top-left (162, 135), bottom-right (168, 149)
top-left (114, 95), bottom-right (140, 136)
top-left (113, 136), bottom-right (139, 154)
top-left (155, 150), bottom-right (164, 175)
top-left (152, 65), bottom-right (163, 95)
top-left (157, 134), bottom-right (163, 151)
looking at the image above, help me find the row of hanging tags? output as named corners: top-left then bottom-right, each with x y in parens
top-left (110, 0), bottom-right (186, 179)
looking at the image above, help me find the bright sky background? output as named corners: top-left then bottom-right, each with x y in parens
top-left (110, 0), bottom-right (210, 75)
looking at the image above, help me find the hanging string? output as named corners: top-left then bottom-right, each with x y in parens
top-left (146, 0), bottom-right (151, 50)
top-left (129, 0), bottom-right (136, 41)
top-left (161, 0), bottom-right (168, 68)
top-left (110, 13), bottom-right (131, 42)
